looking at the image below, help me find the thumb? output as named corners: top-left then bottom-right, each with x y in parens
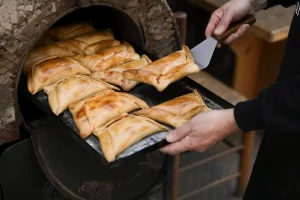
top-left (214, 11), bottom-right (233, 35)
top-left (166, 123), bottom-right (192, 143)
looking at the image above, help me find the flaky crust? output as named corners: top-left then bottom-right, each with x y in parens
top-left (27, 57), bottom-right (91, 94)
top-left (84, 40), bottom-right (121, 54)
top-left (71, 42), bottom-right (139, 71)
top-left (43, 75), bottom-right (119, 115)
top-left (123, 45), bottom-right (200, 91)
top-left (47, 22), bottom-right (96, 40)
top-left (135, 89), bottom-right (210, 128)
top-left (68, 90), bottom-right (149, 139)
top-left (23, 44), bottom-right (76, 73)
top-left (93, 113), bottom-right (169, 162)
top-left (23, 29), bottom-right (115, 73)
top-left (90, 55), bottom-right (152, 91)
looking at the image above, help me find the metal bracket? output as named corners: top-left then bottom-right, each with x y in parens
top-left (78, 0), bottom-right (90, 7)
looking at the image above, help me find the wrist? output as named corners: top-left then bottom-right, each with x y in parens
top-left (222, 108), bottom-right (243, 136)
top-left (250, 0), bottom-right (268, 11)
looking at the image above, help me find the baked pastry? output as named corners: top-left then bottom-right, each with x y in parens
top-left (23, 44), bottom-right (76, 73)
top-left (83, 39), bottom-right (121, 54)
top-left (27, 57), bottom-right (91, 94)
top-left (23, 29), bottom-right (115, 73)
top-left (43, 75), bottom-right (119, 115)
top-left (70, 29), bottom-right (114, 45)
top-left (93, 113), bottom-right (169, 162)
top-left (47, 22), bottom-right (96, 41)
top-left (135, 89), bottom-right (210, 128)
top-left (90, 55), bottom-right (152, 91)
top-left (54, 29), bottom-right (115, 53)
top-left (68, 90), bottom-right (149, 138)
top-left (71, 41), bottom-right (140, 71)
top-left (123, 45), bottom-right (200, 92)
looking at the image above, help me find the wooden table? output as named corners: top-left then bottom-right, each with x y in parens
top-left (174, 1), bottom-right (294, 198)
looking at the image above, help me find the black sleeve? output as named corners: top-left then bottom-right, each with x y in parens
top-left (234, 76), bottom-right (300, 134)
top-left (265, 0), bottom-right (297, 9)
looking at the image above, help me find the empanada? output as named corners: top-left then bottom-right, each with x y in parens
top-left (47, 22), bottom-right (96, 40)
top-left (68, 90), bottom-right (149, 138)
top-left (23, 44), bottom-right (76, 73)
top-left (135, 89), bottom-right (210, 128)
top-left (90, 55), bottom-right (152, 91)
top-left (71, 41), bottom-right (140, 71)
top-left (123, 45), bottom-right (200, 92)
top-left (23, 30), bottom-right (115, 73)
top-left (71, 29), bottom-right (114, 44)
top-left (43, 75), bottom-right (119, 115)
top-left (55, 30), bottom-right (115, 54)
top-left (84, 40), bottom-right (121, 54)
top-left (93, 113), bottom-right (169, 162)
top-left (27, 57), bottom-right (91, 94)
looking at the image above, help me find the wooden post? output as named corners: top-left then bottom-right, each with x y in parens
top-left (174, 11), bottom-right (187, 45)
top-left (235, 131), bottom-right (255, 196)
top-left (172, 11), bottom-right (187, 200)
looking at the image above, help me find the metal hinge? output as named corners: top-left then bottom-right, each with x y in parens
top-left (78, 0), bottom-right (90, 7)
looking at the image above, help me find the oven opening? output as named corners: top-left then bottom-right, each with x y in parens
top-left (17, 5), bottom-right (146, 125)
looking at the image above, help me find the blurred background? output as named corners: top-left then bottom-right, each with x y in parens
top-left (161, 0), bottom-right (295, 200)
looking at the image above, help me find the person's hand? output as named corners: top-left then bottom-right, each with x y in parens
top-left (160, 109), bottom-right (242, 155)
top-left (205, 0), bottom-right (267, 46)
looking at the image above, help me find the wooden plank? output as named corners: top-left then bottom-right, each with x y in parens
top-left (189, 71), bottom-right (247, 105)
top-left (236, 131), bottom-right (255, 196)
top-left (185, 0), bottom-right (294, 42)
top-left (178, 172), bottom-right (240, 200)
top-left (179, 145), bottom-right (244, 173)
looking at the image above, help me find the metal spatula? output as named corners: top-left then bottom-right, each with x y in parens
top-left (191, 15), bottom-right (256, 70)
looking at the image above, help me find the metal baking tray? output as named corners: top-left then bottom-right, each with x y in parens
top-left (19, 75), bottom-right (232, 167)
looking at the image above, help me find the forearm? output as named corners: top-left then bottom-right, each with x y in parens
top-left (250, 0), bottom-right (268, 11)
top-left (234, 76), bottom-right (300, 134)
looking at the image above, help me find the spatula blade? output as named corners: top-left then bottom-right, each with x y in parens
top-left (190, 37), bottom-right (218, 70)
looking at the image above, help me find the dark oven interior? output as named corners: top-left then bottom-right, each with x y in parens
top-left (15, 5), bottom-right (173, 200)
top-left (18, 5), bottom-right (147, 124)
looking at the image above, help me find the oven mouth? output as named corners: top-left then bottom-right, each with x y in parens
top-left (17, 5), bottom-right (148, 124)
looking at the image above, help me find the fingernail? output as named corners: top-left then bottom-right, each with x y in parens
top-left (166, 131), bottom-right (173, 142)
top-left (214, 26), bottom-right (223, 35)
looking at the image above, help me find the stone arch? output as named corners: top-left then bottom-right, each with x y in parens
top-left (0, 0), bottom-right (181, 144)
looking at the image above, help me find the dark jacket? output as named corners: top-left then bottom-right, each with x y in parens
top-left (234, 1), bottom-right (300, 199)
top-left (234, 0), bottom-right (300, 134)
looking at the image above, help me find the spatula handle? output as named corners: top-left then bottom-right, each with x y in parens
top-left (213, 15), bottom-right (256, 42)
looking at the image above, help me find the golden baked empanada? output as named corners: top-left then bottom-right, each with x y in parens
top-left (23, 30), bottom-right (115, 73)
top-left (71, 41), bottom-right (140, 71)
top-left (55, 30), bottom-right (115, 54)
top-left (68, 90), bottom-right (149, 138)
top-left (90, 55), bottom-right (152, 91)
top-left (93, 113), bottom-right (169, 162)
top-left (71, 29), bottom-right (114, 44)
top-left (23, 44), bottom-right (76, 73)
top-left (47, 22), bottom-right (96, 41)
top-left (135, 89), bottom-right (210, 128)
top-left (123, 45), bottom-right (200, 92)
top-left (84, 40), bottom-right (121, 54)
top-left (27, 57), bottom-right (91, 94)
top-left (43, 75), bottom-right (119, 115)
